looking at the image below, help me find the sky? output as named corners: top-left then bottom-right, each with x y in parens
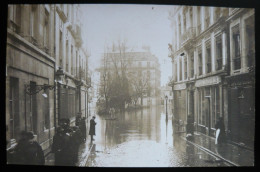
top-left (80, 4), bottom-right (175, 86)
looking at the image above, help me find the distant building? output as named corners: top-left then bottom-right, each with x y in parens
top-left (99, 46), bottom-right (161, 107)
top-left (168, 6), bottom-right (254, 148)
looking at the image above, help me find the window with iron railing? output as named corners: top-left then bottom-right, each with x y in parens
top-left (216, 58), bottom-right (222, 70)
top-left (8, 5), bottom-right (21, 34)
top-left (206, 47), bottom-right (211, 73)
top-left (233, 56), bottom-right (241, 70)
top-left (191, 69), bottom-right (194, 77)
top-left (198, 53), bottom-right (203, 75)
top-left (232, 30), bottom-right (241, 70)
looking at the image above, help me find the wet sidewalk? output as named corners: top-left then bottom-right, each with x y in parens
top-left (45, 138), bottom-right (93, 166)
top-left (182, 131), bottom-right (254, 166)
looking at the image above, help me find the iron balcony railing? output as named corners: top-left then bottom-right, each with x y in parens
top-left (181, 27), bottom-right (196, 45)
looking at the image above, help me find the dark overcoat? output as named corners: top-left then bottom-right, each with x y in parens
top-left (89, 118), bottom-right (96, 136)
top-left (13, 140), bottom-right (45, 165)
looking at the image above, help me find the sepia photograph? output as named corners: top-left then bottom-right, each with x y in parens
top-left (5, 1), bottom-right (255, 167)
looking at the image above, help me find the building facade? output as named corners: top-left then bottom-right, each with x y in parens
top-left (99, 47), bottom-right (161, 107)
top-left (6, 4), bottom-right (90, 155)
top-left (168, 6), bottom-right (255, 148)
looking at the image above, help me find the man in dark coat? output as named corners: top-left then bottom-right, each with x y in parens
top-left (89, 116), bottom-right (97, 141)
top-left (79, 117), bottom-right (87, 142)
top-left (52, 126), bottom-right (73, 166)
top-left (13, 131), bottom-right (45, 165)
top-left (215, 117), bottom-right (226, 145)
top-left (70, 126), bottom-right (82, 165)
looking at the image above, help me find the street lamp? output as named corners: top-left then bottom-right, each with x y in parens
top-left (24, 67), bottom-right (64, 132)
top-left (165, 95), bottom-right (168, 117)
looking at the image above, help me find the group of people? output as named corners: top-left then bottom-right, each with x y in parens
top-left (7, 115), bottom-right (97, 166)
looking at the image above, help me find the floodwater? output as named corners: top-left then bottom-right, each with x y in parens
top-left (85, 105), bottom-right (229, 167)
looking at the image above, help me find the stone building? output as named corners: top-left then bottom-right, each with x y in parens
top-left (6, 4), bottom-right (90, 155)
top-left (99, 47), bottom-right (161, 107)
top-left (168, 6), bottom-right (254, 148)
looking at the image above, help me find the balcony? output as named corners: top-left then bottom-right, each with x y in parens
top-left (181, 27), bottom-right (196, 45)
top-left (233, 56), bottom-right (241, 70)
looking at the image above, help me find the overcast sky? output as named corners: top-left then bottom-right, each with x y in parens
top-left (81, 4), bottom-right (175, 86)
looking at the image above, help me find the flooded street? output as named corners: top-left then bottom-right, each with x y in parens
top-left (85, 106), bottom-right (229, 167)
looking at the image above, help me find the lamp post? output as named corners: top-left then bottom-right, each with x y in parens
top-left (165, 95), bottom-right (168, 121)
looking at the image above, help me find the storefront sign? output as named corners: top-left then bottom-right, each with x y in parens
top-left (195, 76), bottom-right (221, 87)
top-left (174, 83), bottom-right (186, 90)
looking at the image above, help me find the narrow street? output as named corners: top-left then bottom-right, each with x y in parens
top-left (82, 106), bottom-right (230, 167)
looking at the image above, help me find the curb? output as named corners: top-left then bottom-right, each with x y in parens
top-left (181, 136), bottom-right (239, 167)
top-left (79, 144), bottom-right (94, 167)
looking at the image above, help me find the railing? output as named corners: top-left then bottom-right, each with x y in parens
top-left (181, 27), bottom-right (196, 45)
top-left (233, 56), bottom-right (241, 70)
top-left (216, 58), bottom-right (222, 70)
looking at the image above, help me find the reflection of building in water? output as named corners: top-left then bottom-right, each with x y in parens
top-left (168, 6), bottom-right (255, 149)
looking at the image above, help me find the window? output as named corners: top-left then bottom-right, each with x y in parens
top-left (245, 16), bottom-right (255, 67)
top-left (8, 5), bottom-right (21, 33)
top-left (43, 9), bottom-right (49, 53)
top-left (66, 40), bottom-right (69, 72)
top-left (190, 55), bottom-right (194, 77)
top-left (197, 7), bottom-right (201, 33)
top-left (215, 7), bottom-right (221, 21)
top-left (184, 57), bottom-right (187, 79)
top-left (205, 8), bottom-right (210, 28)
top-left (9, 77), bottom-right (20, 141)
top-left (198, 51), bottom-right (202, 75)
top-left (30, 6), bottom-right (37, 39)
top-left (179, 58), bottom-right (182, 80)
top-left (216, 36), bottom-right (222, 70)
top-left (232, 25), bottom-right (241, 70)
top-left (59, 31), bottom-right (63, 68)
top-left (206, 46), bottom-right (211, 73)
top-left (71, 45), bottom-right (74, 75)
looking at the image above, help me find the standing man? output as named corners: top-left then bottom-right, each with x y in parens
top-left (12, 131), bottom-right (45, 165)
top-left (89, 116), bottom-right (97, 141)
top-left (215, 117), bottom-right (226, 145)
